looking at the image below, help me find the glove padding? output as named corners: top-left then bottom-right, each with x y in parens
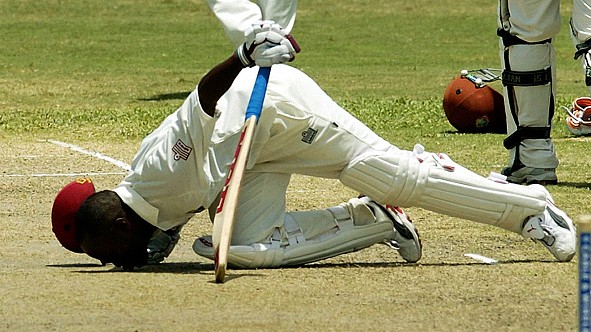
top-left (146, 225), bottom-right (182, 264)
top-left (236, 20), bottom-right (301, 68)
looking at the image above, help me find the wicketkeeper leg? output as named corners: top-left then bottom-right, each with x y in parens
top-left (498, 37), bottom-right (559, 173)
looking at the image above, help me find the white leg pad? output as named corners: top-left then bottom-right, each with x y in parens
top-left (340, 145), bottom-right (547, 234)
top-left (192, 200), bottom-right (394, 268)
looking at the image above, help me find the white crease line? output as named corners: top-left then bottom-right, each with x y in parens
top-left (1, 172), bottom-right (127, 178)
top-left (464, 253), bottom-right (498, 265)
top-left (44, 139), bottom-right (131, 171)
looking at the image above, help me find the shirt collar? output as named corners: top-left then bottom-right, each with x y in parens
top-left (112, 185), bottom-right (160, 228)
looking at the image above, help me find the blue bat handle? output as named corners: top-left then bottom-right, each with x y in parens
top-left (244, 66), bottom-right (271, 121)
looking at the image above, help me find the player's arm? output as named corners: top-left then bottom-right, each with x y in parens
top-left (198, 55), bottom-right (244, 117)
top-left (197, 21), bottom-right (300, 117)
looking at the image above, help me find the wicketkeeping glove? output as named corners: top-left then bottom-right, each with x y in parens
top-left (236, 20), bottom-right (301, 68)
top-left (146, 225), bottom-right (183, 264)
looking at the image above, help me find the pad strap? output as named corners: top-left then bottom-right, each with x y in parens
top-left (327, 205), bottom-right (355, 230)
top-left (502, 68), bottom-right (552, 87)
top-left (575, 39), bottom-right (591, 59)
top-left (497, 28), bottom-right (551, 47)
top-left (503, 126), bottom-right (551, 149)
top-left (284, 214), bottom-right (306, 246)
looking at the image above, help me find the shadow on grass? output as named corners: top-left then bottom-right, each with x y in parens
top-left (554, 181), bottom-right (591, 190)
top-left (46, 259), bottom-right (557, 283)
top-left (138, 91), bottom-right (192, 101)
top-left (442, 130), bottom-right (506, 135)
top-left (48, 262), bottom-right (210, 274)
top-left (48, 258), bottom-right (555, 273)
top-left (48, 262), bottom-right (267, 282)
top-left (47, 263), bottom-right (106, 268)
top-left (303, 259), bottom-right (555, 269)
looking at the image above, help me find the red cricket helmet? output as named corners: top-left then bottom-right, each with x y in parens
top-left (51, 177), bottom-right (95, 253)
top-left (443, 76), bottom-right (506, 134)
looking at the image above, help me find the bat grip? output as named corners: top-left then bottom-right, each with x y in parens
top-left (244, 66), bottom-right (271, 121)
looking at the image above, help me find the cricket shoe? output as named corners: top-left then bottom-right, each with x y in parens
top-left (501, 165), bottom-right (557, 185)
top-left (360, 197), bottom-right (422, 263)
top-left (521, 184), bottom-right (576, 262)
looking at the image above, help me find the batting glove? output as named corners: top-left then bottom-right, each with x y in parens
top-left (236, 20), bottom-right (301, 68)
top-left (146, 225), bottom-right (182, 264)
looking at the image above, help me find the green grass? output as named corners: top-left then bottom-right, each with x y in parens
top-left (2, 0), bottom-right (589, 190)
top-left (1, 0), bottom-right (587, 138)
top-left (1, 0), bottom-right (589, 185)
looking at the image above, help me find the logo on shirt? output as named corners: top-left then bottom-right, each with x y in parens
top-left (172, 139), bottom-right (193, 161)
top-left (301, 127), bottom-right (317, 144)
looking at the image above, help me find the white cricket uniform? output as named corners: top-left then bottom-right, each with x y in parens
top-left (128, 0), bottom-right (569, 267)
top-left (498, 0), bottom-right (591, 43)
top-left (114, 62), bottom-right (551, 261)
top-left (572, 0), bottom-right (591, 44)
top-left (114, 64), bottom-right (395, 244)
top-left (207, 0), bottom-right (297, 46)
top-left (498, 1), bottom-right (561, 42)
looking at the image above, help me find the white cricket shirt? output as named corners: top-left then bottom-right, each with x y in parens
top-left (113, 65), bottom-right (293, 230)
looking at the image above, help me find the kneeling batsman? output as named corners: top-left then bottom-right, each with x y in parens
top-left (193, 145), bottom-right (576, 267)
top-left (51, 24), bottom-right (576, 271)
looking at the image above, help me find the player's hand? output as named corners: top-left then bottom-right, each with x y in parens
top-left (146, 226), bottom-right (182, 264)
top-left (236, 20), bottom-right (301, 68)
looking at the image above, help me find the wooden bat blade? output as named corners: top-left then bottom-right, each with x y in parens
top-left (212, 66), bottom-right (270, 284)
top-left (213, 116), bottom-right (257, 283)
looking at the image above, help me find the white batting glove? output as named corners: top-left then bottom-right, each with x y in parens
top-left (236, 20), bottom-right (301, 68)
top-left (146, 225), bottom-right (182, 264)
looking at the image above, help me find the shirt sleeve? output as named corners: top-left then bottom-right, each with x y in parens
top-left (207, 0), bottom-right (297, 46)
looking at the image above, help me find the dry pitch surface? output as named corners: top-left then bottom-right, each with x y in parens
top-left (0, 135), bottom-right (578, 331)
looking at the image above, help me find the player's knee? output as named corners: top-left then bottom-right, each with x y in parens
top-left (339, 151), bottom-right (426, 207)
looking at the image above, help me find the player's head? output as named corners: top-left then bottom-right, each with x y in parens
top-left (75, 190), bottom-right (156, 270)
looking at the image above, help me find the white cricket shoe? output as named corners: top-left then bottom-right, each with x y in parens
top-left (361, 197), bottom-right (422, 263)
top-left (521, 185), bottom-right (576, 262)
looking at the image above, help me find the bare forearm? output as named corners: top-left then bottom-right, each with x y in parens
top-left (198, 23), bottom-right (299, 116)
top-left (198, 53), bottom-right (244, 117)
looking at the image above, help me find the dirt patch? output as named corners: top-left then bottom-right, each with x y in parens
top-left (0, 135), bottom-right (578, 331)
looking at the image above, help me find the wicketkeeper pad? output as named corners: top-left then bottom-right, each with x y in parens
top-left (51, 177), bottom-right (95, 253)
top-left (340, 145), bottom-right (547, 234)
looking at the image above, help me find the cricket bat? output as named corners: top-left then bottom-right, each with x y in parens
top-left (212, 66), bottom-right (271, 283)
